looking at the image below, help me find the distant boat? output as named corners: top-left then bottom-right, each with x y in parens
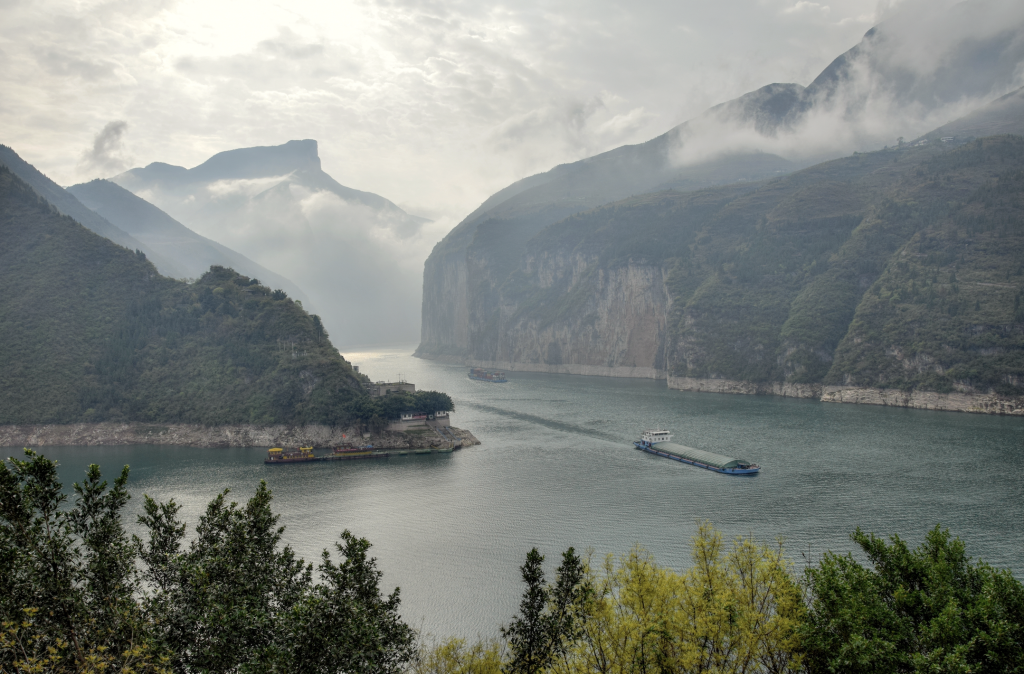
top-left (469, 367), bottom-right (507, 383)
top-left (633, 430), bottom-right (760, 475)
top-left (265, 446), bottom-right (316, 464)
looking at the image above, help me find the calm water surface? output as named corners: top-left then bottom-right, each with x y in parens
top-left (18, 347), bottom-right (1024, 639)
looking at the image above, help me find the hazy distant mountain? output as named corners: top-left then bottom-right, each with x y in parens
top-left (0, 145), bottom-right (186, 279)
top-left (112, 139), bottom-right (429, 348)
top-left (417, 0), bottom-right (1024, 361)
top-left (67, 179), bottom-right (313, 310)
top-left (0, 163), bottom-right (365, 425)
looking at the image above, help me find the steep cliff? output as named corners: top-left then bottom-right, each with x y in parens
top-left (426, 132), bottom-right (1024, 413)
top-left (418, 5), bottom-right (1024, 362)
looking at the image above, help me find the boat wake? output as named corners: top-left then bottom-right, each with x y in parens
top-left (460, 401), bottom-right (625, 443)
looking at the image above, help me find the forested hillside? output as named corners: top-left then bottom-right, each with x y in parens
top-left (417, 2), bottom-right (1024, 364)
top-left (0, 165), bottom-right (368, 425)
top-left (461, 135), bottom-right (1024, 406)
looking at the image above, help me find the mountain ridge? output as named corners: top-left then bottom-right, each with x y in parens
top-left (414, 101), bottom-right (1024, 413)
top-left (66, 178), bottom-right (314, 309)
top-left (417, 1), bottom-right (1024, 377)
top-left (0, 145), bottom-right (187, 279)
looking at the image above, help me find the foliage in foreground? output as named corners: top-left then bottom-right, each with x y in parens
top-left (0, 450), bottom-right (414, 673)
top-left (4, 448), bottom-right (1023, 674)
top-left (418, 524), bottom-right (805, 674)
top-left (801, 525), bottom-right (1024, 674)
top-left (419, 525), bottom-right (1024, 674)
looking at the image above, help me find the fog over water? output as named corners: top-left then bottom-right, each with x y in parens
top-left (35, 349), bottom-right (1024, 640)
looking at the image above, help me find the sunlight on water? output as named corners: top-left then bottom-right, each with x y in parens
top-left (21, 345), bottom-right (1024, 640)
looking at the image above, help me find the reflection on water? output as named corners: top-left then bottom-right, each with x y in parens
top-left (19, 346), bottom-right (1024, 639)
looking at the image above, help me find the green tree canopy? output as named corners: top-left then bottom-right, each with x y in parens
top-left (800, 525), bottom-right (1024, 674)
top-left (1, 450), bottom-right (416, 673)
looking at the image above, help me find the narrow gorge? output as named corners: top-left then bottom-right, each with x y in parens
top-left (417, 120), bottom-right (1024, 415)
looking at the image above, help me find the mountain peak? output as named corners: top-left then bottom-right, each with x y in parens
top-left (188, 139), bottom-right (321, 181)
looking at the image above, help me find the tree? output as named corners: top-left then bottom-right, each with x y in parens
top-left (135, 482), bottom-right (314, 672)
top-left (2, 450), bottom-right (416, 674)
top-left (412, 636), bottom-right (503, 674)
top-left (137, 482), bottom-right (417, 674)
top-left (800, 525), bottom-right (1024, 674)
top-left (502, 547), bottom-right (590, 674)
top-left (564, 523), bottom-right (804, 674)
top-left (0, 450), bottom-right (169, 672)
top-left (286, 531), bottom-right (416, 674)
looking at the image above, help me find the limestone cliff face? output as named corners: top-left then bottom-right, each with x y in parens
top-left (471, 251), bottom-right (671, 377)
top-left (416, 240), bottom-right (470, 358)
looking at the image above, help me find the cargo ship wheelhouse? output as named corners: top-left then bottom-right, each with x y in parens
top-left (634, 430), bottom-right (760, 475)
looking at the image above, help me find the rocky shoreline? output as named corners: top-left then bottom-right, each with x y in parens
top-left (0, 423), bottom-right (481, 449)
top-left (417, 351), bottom-right (1023, 417)
top-left (667, 376), bottom-right (1023, 416)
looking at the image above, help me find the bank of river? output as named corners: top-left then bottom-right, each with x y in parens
top-left (0, 423), bottom-right (479, 449)
top-left (7, 346), bottom-right (1022, 640)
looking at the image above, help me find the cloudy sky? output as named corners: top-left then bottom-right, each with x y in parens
top-left (2, 0), bottom-right (904, 227)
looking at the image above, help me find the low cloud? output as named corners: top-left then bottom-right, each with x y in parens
top-left (79, 120), bottom-right (133, 177)
top-left (670, 0), bottom-right (1024, 168)
top-left (119, 168), bottom-right (444, 348)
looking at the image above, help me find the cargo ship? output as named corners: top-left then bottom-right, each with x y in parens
top-left (265, 446), bottom-right (316, 464)
top-left (633, 431), bottom-right (760, 475)
top-left (469, 367), bottom-right (507, 383)
top-left (329, 445), bottom-right (389, 460)
top-left (264, 443), bottom-right (458, 464)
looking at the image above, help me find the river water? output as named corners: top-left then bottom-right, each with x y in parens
top-left (17, 347), bottom-right (1024, 640)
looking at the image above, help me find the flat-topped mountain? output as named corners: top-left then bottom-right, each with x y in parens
top-left (112, 140), bottom-right (429, 347)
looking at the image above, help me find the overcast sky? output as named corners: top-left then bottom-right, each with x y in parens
top-left (1, 0), bottom-right (905, 229)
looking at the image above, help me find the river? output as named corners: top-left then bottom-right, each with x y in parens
top-left (20, 347), bottom-right (1024, 640)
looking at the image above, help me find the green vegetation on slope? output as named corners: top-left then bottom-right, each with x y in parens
top-left (828, 155), bottom-right (1024, 393)
top-left (498, 136), bottom-right (1024, 396)
top-left (0, 166), bottom-right (452, 426)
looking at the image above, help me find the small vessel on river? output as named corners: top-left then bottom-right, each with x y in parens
top-left (634, 430), bottom-right (760, 475)
top-left (265, 446), bottom-right (316, 464)
top-left (469, 367), bottom-right (507, 383)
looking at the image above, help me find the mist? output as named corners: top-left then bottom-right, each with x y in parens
top-left (669, 0), bottom-right (1024, 168)
top-left (115, 144), bottom-right (449, 349)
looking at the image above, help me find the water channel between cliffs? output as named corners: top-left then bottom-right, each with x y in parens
top-left (25, 346), bottom-right (1024, 641)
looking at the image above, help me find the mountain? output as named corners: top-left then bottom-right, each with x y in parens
top-left (417, 0), bottom-right (1024, 363)
top-left (423, 126), bottom-right (1024, 411)
top-left (925, 86), bottom-right (1024, 141)
top-left (0, 163), bottom-right (367, 425)
top-left (0, 145), bottom-right (186, 279)
top-left (111, 139), bottom-right (430, 348)
top-left (66, 178), bottom-right (313, 309)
